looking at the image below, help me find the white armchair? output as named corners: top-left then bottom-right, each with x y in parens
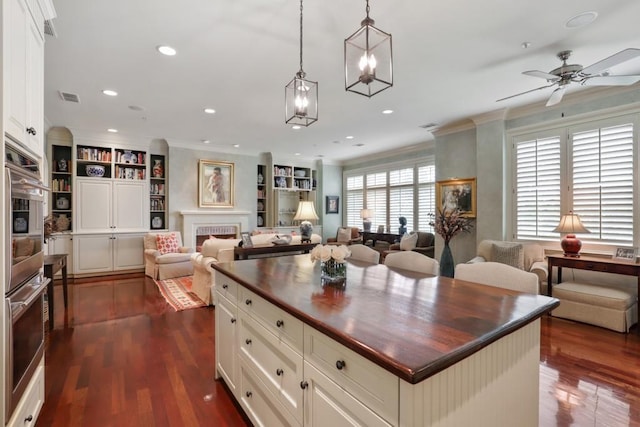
top-left (468, 240), bottom-right (548, 293)
top-left (191, 237), bottom-right (240, 305)
top-left (144, 232), bottom-right (194, 280)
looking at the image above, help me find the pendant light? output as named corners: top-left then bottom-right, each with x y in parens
top-left (285, 0), bottom-right (318, 126)
top-left (344, 0), bottom-right (393, 97)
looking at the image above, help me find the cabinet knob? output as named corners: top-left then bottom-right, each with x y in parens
top-left (300, 381), bottom-right (309, 389)
top-left (26, 127), bottom-right (36, 135)
top-left (276, 319), bottom-right (284, 328)
top-left (245, 391), bottom-right (252, 398)
top-left (245, 299), bottom-right (252, 306)
top-left (245, 338), bottom-right (252, 345)
top-left (230, 318), bottom-right (236, 324)
top-left (276, 368), bottom-right (284, 376)
top-left (335, 360), bottom-right (346, 370)
top-left (25, 415), bottom-right (33, 422)
top-left (222, 284), bottom-right (228, 289)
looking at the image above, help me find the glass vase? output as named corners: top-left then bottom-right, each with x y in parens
top-left (440, 242), bottom-right (455, 278)
top-left (321, 259), bottom-right (347, 285)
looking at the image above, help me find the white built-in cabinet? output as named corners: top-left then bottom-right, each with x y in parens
top-left (4, 0), bottom-right (46, 157)
top-left (215, 277), bottom-right (239, 395)
top-left (73, 233), bottom-right (144, 275)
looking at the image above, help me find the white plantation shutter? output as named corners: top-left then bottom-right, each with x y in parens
top-left (367, 172), bottom-right (387, 230)
top-left (389, 167), bottom-right (414, 232)
top-left (571, 123), bottom-right (634, 244)
top-left (346, 175), bottom-right (363, 227)
top-left (418, 165), bottom-right (436, 232)
top-left (515, 134), bottom-right (561, 240)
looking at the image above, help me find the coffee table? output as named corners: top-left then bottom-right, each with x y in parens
top-left (234, 242), bottom-right (317, 260)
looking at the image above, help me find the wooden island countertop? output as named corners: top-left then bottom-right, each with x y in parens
top-left (212, 254), bottom-right (559, 385)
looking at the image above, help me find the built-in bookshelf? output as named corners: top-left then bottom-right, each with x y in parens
top-left (51, 144), bottom-right (73, 231)
top-left (257, 164), bottom-right (266, 227)
top-left (149, 154), bottom-right (166, 230)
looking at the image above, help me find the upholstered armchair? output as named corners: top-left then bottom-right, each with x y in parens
top-left (191, 237), bottom-right (240, 305)
top-left (326, 227), bottom-right (362, 246)
top-left (144, 232), bottom-right (194, 280)
top-left (383, 231), bottom-right (435, 259)
top-left (468, 240), bottom-right (547, 293)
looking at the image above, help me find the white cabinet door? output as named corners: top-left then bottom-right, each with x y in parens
top-left (47, 234), bottom-right (74, 274)
top-left (216, 294), bottom-right (239, 396)
top-left (75, 179), bottom-right (112, 232)
top-left (112, 233), bottom-right (144, 271)
top-left (4, 0), bottom-right (29, 146)
top-left (25, 15), bottom-right (44, 154)
top-left (73, 234), bottom-right (113, 274)
top-left (113, 181), bottom-right (147, 231)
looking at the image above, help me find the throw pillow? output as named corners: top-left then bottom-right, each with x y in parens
top-left (399, 232), bottom-right (418, 251)
top-left (156, 233), bottom-right (180, 255)
top-left (337, 227), bottom-right (352, 243)
top-left (491, 242), bottom-right (524, 270)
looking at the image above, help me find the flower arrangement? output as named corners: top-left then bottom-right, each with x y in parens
top-left (428, 207), bottom-right (474, 245)
top-left (310, 244), bottom-right (351, 282)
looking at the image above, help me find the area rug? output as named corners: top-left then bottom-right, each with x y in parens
top-left (153, 276), bottom-right (206, 311)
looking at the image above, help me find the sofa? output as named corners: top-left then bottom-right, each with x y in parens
top-left (382, 231), bottom-right (435, 260)
top-left (326, 227), bottom-right (362, 245)
top-left (144, 232), bottom-right (194, 280)
top-left (191, 232), bottom-right (322, 305)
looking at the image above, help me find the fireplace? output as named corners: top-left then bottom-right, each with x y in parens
top-left (180, 210), bottom-right (251, 249)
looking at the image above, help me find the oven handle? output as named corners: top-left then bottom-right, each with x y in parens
top-left (15, 178), bottom-right (50, 192)
top-left (8, 279), bottom-right (49, 323)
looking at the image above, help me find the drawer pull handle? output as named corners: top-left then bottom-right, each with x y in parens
top-left (300, 381), bottom-right (309, 389)
top-left (336, 360), bottom-right (346, 370)
top-left (222, 284), bottom-right (228, 289)
top-left (276, 368), bottom-right (284, 376)
top-left (25, 415), bottom-right (33, 422)
top-left (230, 318), bottom-right (236, 324)
top-left (245, 299), bottom-right (252, 305)
top-left (246, 391), bottom-right (252, 398)
top-left (276, 319), bottom-right (284, 328)
top-left (245, 338), bottom-right (252, 345)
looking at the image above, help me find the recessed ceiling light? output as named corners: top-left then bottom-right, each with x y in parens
top-left (382, 109), bottom-right (393, 114)
top-left (202, 139), bottom-right (211, 144)
top-left (233, 144), bottom-right (240, 148)
top-left (565, 11), bottom-right (598, 28)
top-left (157, 45), bottom-right (177, 56)
top-left (294, 152), bottom-right (301, 156)
top-left (107, 128), bottom-right (118, 133)
top-left (102, 89), bottom-right (118, 96)
top-left (345, 136), bottom-right (354, 139)
top-left (203, 108), bottom-right (216, 114)
top-left (292, 125), bottom-right (301, 130)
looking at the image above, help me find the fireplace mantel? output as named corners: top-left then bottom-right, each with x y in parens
top-left (180, 210), bottom-right (251, 248)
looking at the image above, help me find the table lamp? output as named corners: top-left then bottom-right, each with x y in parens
top-left (293, 201), bottom-right (319, 242)
top-left (360, 209), bottom-right (374, 232)
top-left (553, 211), bottom-right (590, 257)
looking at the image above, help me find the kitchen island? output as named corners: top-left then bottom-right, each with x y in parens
top-left (212, 255), bottom-right (559, 427)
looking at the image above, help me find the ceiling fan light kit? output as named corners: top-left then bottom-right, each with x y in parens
top-left (497, 48), bottom-right (640, 107)
top-left (344, 0), bottom-right (393, 97)
top-left (285, 0), bottom-right (318, 127)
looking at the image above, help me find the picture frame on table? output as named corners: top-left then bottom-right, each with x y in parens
top-left (326, 196), bottom-right (339, 214)
top-left (241, 232), bottom-right (253, 248)
top-left (613, 247), bottom-right (637, 262)
top-left (198, 160), bottom-right (234, 207)
top-left (435, 177), bottom-right (477, 218)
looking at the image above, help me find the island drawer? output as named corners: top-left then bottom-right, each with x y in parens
top-left (304, 326), bottom-right (399, 424)
top-left (239, 287), bottom-right (304, 352)
top-left (215, 272), bottom-right (239, 305)
top-left (239, 311), bottom-right (304, 423)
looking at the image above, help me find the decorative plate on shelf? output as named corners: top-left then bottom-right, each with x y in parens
top-left (257, 201), bottom-right (264, 211)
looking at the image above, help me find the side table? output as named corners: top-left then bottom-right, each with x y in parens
top-left (43, 254), bottom-right (69, 330)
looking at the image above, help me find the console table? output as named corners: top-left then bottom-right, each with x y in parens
top-left (546, 254), bottom-right (640, 298)
top-left (234, 242), bottom-right (316, 260)
top-left (43, 254), bottom-right (69, 330)
top-left (362, 231), bottom-right (402, 246)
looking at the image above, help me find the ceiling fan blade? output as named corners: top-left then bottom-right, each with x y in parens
top-left (523, 70), bottom-right (560, 81)
top-left (582, 75), bottom-right (640, 86)
top-left (496, 83), bottom-right (557, 102)
top-left (581, 48), bottom-right (640, 75)
top-left (546, 86), bottom-right (566, 107)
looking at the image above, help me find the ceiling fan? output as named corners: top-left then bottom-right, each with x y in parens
top-left (497, 48), bottom-right (640, 106)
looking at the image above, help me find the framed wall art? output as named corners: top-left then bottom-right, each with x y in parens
top-left (198, 160), bottom-right (234, 207)
top-left (436, 177), bottom-right (477, 217)
top-left (326, 196), bottom-right (339, 214)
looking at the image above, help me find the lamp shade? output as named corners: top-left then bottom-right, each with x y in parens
top-left (360, 209), bottom-right (373, 219)
top-left (293, 201), bottom-right (319, 221)
top-left (553, 211), bottom-right (590, 257)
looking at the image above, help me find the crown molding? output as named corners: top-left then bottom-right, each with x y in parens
top-left (340, 141), bottom-right (434, 167)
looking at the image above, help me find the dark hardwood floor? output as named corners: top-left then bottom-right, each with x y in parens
top-left (38, 276), bottom-right (640, 427)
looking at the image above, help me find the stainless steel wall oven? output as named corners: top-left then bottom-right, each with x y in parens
top-left (4, 143), bottom-right (49, 423)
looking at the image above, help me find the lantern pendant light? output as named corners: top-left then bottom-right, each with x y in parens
top-left (285, 0), bottom-right (318, 126)
top-left (344, 0), bottom-right (393, 97)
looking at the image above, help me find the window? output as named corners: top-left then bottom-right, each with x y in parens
top-left (344, 158), bottom-right (434, 233)
top-left (512, 114), bottom-right (637, 247)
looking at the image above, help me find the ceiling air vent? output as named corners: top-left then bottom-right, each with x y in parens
top-left (44, 19), bottom-right (57, 37)
top-left (58, 91), bottom-right (80, 103)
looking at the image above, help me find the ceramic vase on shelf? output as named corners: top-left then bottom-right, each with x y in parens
top-left (440, 242), bottom-right (454, 278)
top-left (56, 214), bottom-right (70, 232)
top-left (153, 159), bottom-right (164, 177)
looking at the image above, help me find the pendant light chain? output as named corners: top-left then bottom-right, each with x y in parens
top-left (298, 0), bottom-right (304, 77)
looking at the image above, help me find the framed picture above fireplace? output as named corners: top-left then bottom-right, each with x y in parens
top-left (198, 160), bottom-right (234, 208)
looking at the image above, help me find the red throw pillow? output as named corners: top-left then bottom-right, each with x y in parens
top-left (156, 233), bottom-right (180, 255)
